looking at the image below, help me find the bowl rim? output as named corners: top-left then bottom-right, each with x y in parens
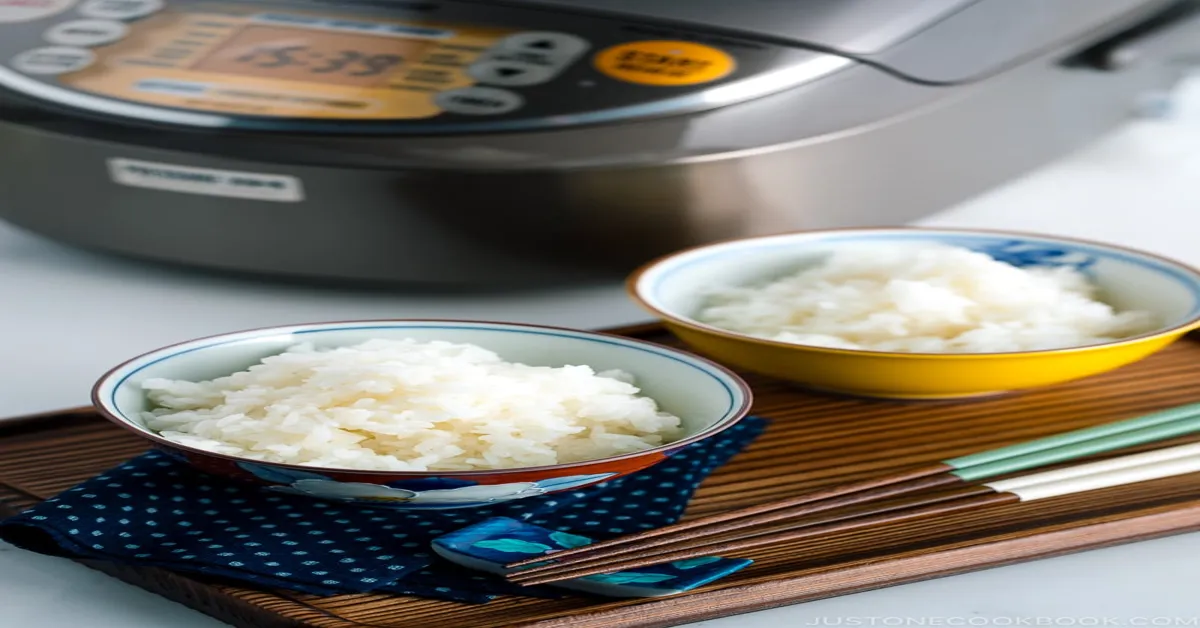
top-left (627, 226), bottom-right (1200, 359)
top-left (90, 319), bottom-right (755, 478)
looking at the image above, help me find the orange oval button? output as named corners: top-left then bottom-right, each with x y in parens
top-left (594, 40), bottom-right (735, 86)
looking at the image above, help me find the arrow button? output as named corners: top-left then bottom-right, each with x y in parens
top-left (497, 32), bottom-right (590, 60)
top-left (468, 59), bottom-right (557, 86)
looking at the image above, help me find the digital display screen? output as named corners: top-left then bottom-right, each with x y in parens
top-left (190, 26), bottom-right (430, 87)
top-left (55, 7), bottom-right (516, 120)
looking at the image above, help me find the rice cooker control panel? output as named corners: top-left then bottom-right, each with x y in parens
top-left (0, 0), bottom-right (846, 133)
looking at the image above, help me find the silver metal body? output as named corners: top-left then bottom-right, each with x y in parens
top-left (1, 0), bottom-right (1198, 285)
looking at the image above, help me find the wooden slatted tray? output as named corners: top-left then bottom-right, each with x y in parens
top-left (3, 324), bottom-right (1200, 628)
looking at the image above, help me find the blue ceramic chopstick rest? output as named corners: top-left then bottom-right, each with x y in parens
top-left (432, 517), bottom-right (751, 598)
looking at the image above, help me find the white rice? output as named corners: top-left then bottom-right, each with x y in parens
top-left (141, 339), bottom-right (683, 471)
top-left (695, 243), bottom-right (1159, 353)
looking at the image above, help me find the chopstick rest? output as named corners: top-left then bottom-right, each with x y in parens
top-left (433, 517), bottom-right (751, 598)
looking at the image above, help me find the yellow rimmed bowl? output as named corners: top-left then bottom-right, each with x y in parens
top-left (628, 228), bottom-right (1200, 401)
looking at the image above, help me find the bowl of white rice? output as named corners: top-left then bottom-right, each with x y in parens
top-left (629, 228), bottom-right (1200, 400)
top-left (92, 321), bottom-right (752, 510)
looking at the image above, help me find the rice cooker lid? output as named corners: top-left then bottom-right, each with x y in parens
top-left (0, 0), bottom-right (1164, 135)
top-left (514, 0), bottom-right (1173, 83)
top-left (513, 0), bottom-right (984, 57)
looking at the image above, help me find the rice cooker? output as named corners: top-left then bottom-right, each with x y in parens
top-left (1, 0), bottom-right (1199, 285)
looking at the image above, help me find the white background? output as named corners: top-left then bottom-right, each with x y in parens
top-left (2, 77), bottom-right (1198, 626)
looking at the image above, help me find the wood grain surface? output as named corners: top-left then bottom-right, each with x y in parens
top-left (2, 325), bottom-right (1200, 628)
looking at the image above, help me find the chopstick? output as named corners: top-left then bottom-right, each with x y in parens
top-left (505, 402), bottom-right (1200, 573)
top-left (509, 441), bottom-right (1200, 585)
top-left (509, 436), bottom-right (1200, 582)
top-left (510, 437), bottom-right (1200, 583)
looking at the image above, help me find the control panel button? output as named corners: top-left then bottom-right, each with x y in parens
top-left (0, 0), bottom-right (76, 24)
top-left (594, 40), bottom-right (736, 86)
top-left (497, 32), bottom-right (590, 59)
top-left (45, 19), bottom-right (128, 46)
top-left (11, 46), bottom-right (95, 74)
top-left (435, 87), bottom-right (523, 115)
top-left (467, 59), bottom-right (557, 86)
top-left (488, 31), bottom-right (589, 73)
top-left (79, 0), bottom-right (162, 20)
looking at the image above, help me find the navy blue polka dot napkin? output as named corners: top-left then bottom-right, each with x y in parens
top-left (0, 417), bottom-right (765, 604)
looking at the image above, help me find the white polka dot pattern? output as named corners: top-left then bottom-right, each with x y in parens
top-left (0, 419), bottom-right (765, 603)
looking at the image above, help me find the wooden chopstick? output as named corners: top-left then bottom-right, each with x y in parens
top-left (509, 443), bottom-right (1200, 585)
top-left (512, 493), bottom-right (1019, 584)
top-left (511, 438), bottom-right (1200, 582)
top-left (512, 439), bottom-right (1200, 582)
top-left (501, 463), bottom-right (958, 566)
top-left (505, 403), bottom-right (1200, 571)
top-left (510, 471), bottom-right (962, 575)
top-left (512, 483), bottom-right (996, 582)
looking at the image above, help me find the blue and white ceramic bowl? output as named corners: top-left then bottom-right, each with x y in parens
top-left (630, 228), bottom-right (1200, 399)
top-left (92, 321), bottom-right (753, 509)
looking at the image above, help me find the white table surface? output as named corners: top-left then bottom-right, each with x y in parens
top-left (3, 76), bottom-right (1200, 627)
